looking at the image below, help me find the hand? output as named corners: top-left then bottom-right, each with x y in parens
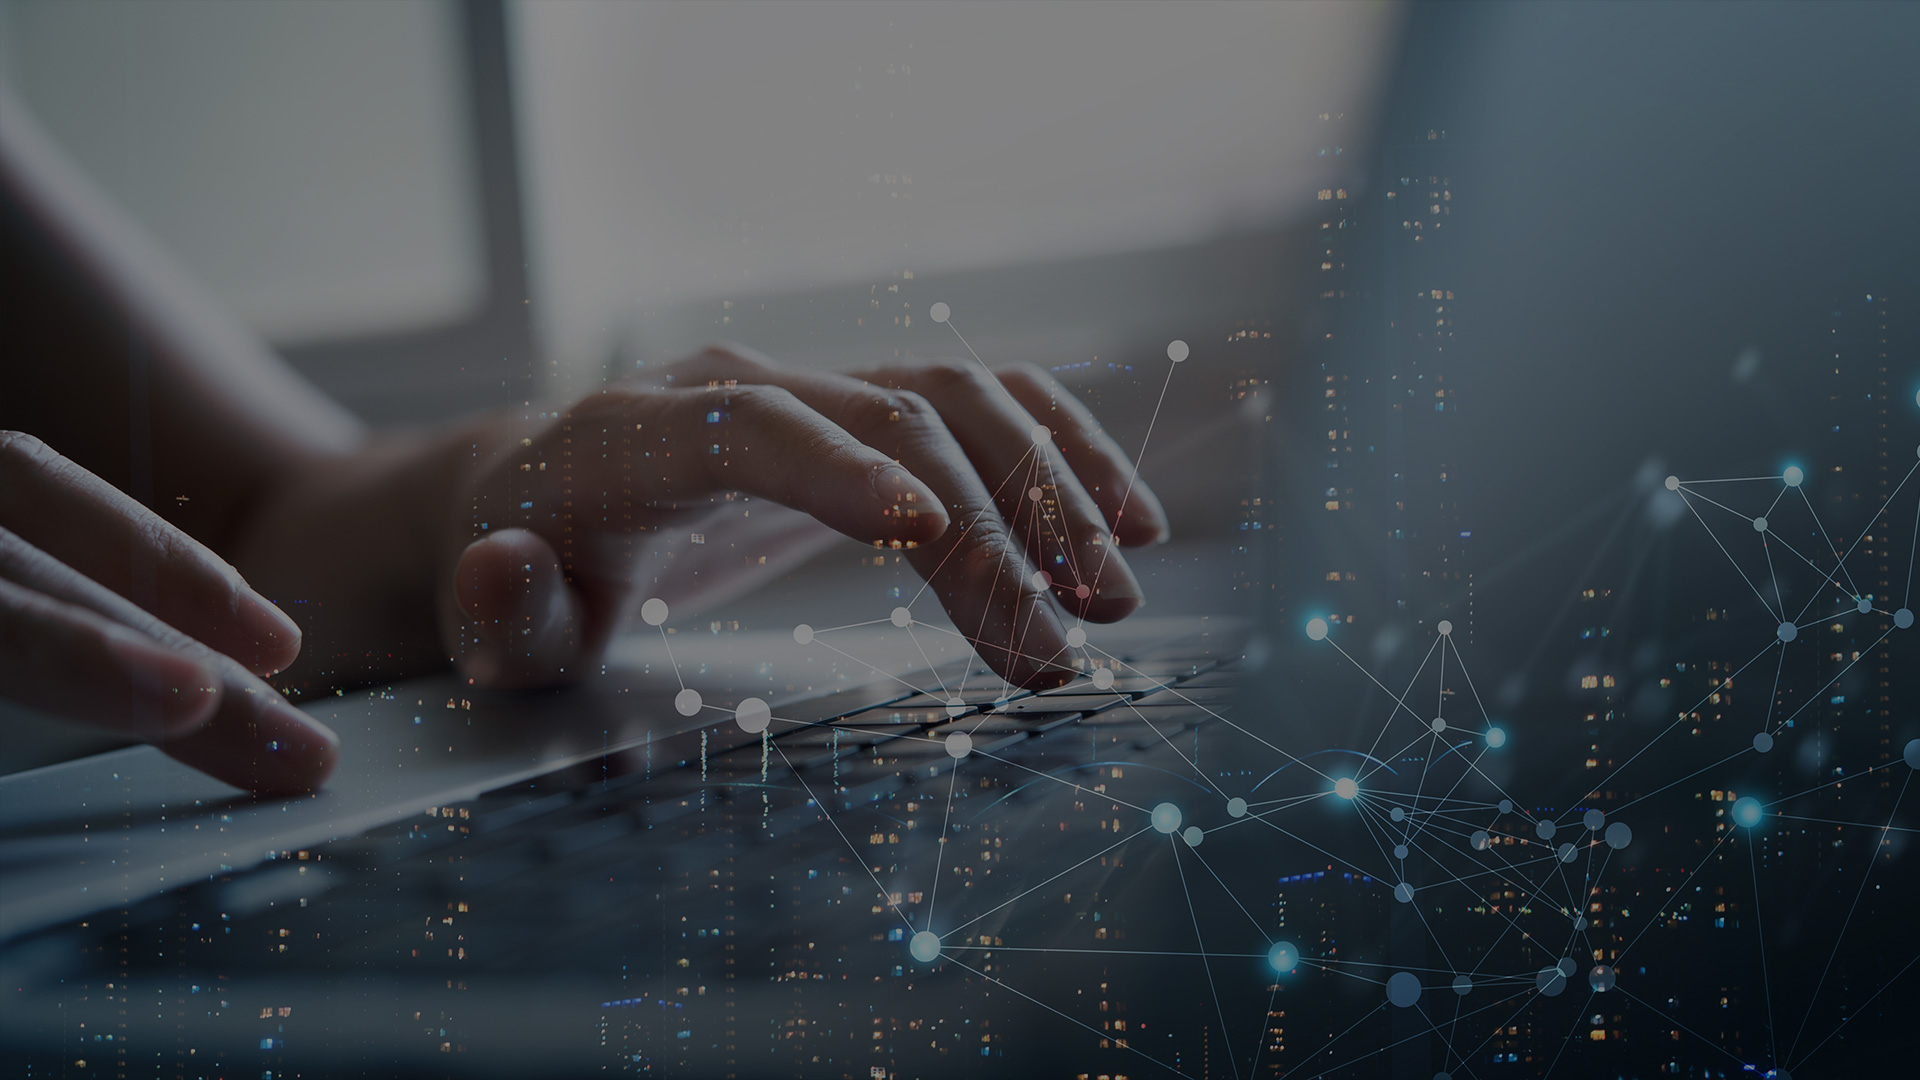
top-left (0, 432), bottom-right (335, 793)
top-left (442, 345), bottom-right (1169, 689)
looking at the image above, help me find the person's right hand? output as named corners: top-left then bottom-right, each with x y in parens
top-left (0, 432), bottom-right (335, 793)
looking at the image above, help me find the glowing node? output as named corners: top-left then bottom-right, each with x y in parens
top-left (1226, 797), bottom-right (1248, 818)
top-left (1167, 339), bottom-right (1190, 363)
top-left (1498, 799), bottom-right (1513, 815)
top-left (1027, 486), bottom-right (1043, 502)
top-left (1898, 608), bottom-right (1915, 629)
top-left (1437, 619), bottom-right (1453, 636)
top-left (1486, 726), bottom-right (1507, 749)
top-left (1573, 916), bottom-right (1588, 931)
top-left (1858, 597), bottom-right (1873, 614)
top-left (1394, 882), bottom-right (1414, 903)
top-left (1470, 830), bottom-right (1491, 852)
top-left (674, 688), bottom-right (703, 717)
top-left (1777, 621), bottom-right (1798, 642)
top-left (1583, 809), bottom-right (1605, 831)
top-left (1452, 975), bottom-right (1472, 996)
top-left (945, 697), bottom-right (966, 718)
top-left (1557, 842), bottom-right (1577, 863)
top-left (1333, 777), bottom-right (1359, 801)
top-left (1753, 731), bottom-right (1774, 753)
top-left (909, 930), bottom-right (941, 962)
top-left (1091, 667), bottom-right (1115, 690)
top-left (1555, 957), bottom-right (1578, 979)
top-left (1752, 516), bottom-right (1768, 533)
top-left (1031, 570), bottom-right (1050, 590)
top-left (1783, 465), bottom-right (1804, 487)
top-left (1589, 965), bottom-right (1617, 992)
top-left (1393, 844), bottom-right (1409, 860)
top-left (1605, 821), bottom-right (1632, 850)
top-left (1537, 966), bottom-right (1567, 997)
top-left (1074, 583), bottom-right (1091, 600)
top-left (1536, 820), bottom-right (1556, 841)
top-left (1430, 717), bottom-right (1447, 733)
top-left (1150, 802), bottom-right (1183, 834)
top-left (1905, 739), bottom-right (1920, 770)
top-left (944, 731), bottom-right (973, 759)
top-left (1267, 940), bottom-right (1299, 973)
top-left (1306, 618), bottom-right (1329, 641)
top-left (734, 697), bottom-right (771, 734)
top-left (640, 597), bottom-right (670, 626)
top-left (1065, 626), bottom-right (1087, 648)
top-left (1386, 971), bottom-right (1421, 1008)
top-left (1389, 807), bottom-right (1406, 822)
top-left (1029, 423), bottom-right (1052, 447)
top-left (890, 606), bottom-right (912, 628)
top-left (1182, 826), bottom-right (1204, 847)
top-left (1664, 475), bottom-right (1680, 492)
top-left (928, 301), bottom-right (951, 323)
top-left (792, 623), bottom-right (814, 645)
top-left (1731, 796), bottom-right (1763, 828)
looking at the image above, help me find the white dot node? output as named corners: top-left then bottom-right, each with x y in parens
top-left (640, 597), bottom-right (670, 626)
top-left (1752, 516), bottom-right (1768, 533)
top-left (1166, 339), bottom-right (1190, 363)
top-left (944, 731), bottom-right (973, 759)
top-left (1498, 799), bottom-right (1514, 815)
top-left (1065, 626), bottom-right (1087, 648)
top-left (1731, 796), bottom-right (1763, 828)
top-left (1227, 796), bottom-right (1248, 818)
top-left (1664, 475), bottom-right (1680, 491)
top-left (734, 697), bottom-right (771, 734)
top-left (1028, 486), bottom-right (1043, 502)
top-left (1589, 965), bottom-right (1617, 992)
top-left (792, 623), bottom-right (814, 645)
top-left (1267, 940), bottom-right (1299, 973)
top-left (1485, 726), bottom-right (1507, 749)
top-left (1389, 807), bottom-right (1406, 822)
top-left (1777, 621), bottom-right (1797, 642)
top-left (1452, 975), bottom-right (1473, 996)
top-left (1897, 608), bottom-right (1915, 629)
top-left (1430, 717), bottom-right (1447, 733)
top-left (909, 930), bottom-right (941, 962)
top-left (1783, 466), bottom-right (1804, 487)
top-left (1386, 971), bottom-right (1421, 1008)
top-left (1150, 802), bottom-right (1183, 834)
top-left (1557, 842), bottom-right (1577, 862)
top-left (1029, 423), bottom-right (1052, 447)
top-left (1858, 597), bottom-right (1874, 614)
top-left (1182, 825), bottom-right (1204, 847)
top-left (945, 697), bottom-right (966, 718)
top-left (674, 688), bottom-right (703, 717)
top-left (1753, 731), bottom-right (1774, 753)
top-left (890, 606), bottom-right (912, 628)
top-left (1334, 777), bottom-right (1359, 800)
top-left (1306, 617), bottom-right (1329, 641)
top-left (1437, 619), bottom-right (1452, 636)
top-left (929, 302), bottom-right (951, 323)
top-left (1904, 739), bottom-right (1920, 769)
top-left (1091, 667), bottom-right (1115, 690)
top-left (1605, 822), bottom-right (1632, 850)
top-left (1557, 957), bottom-right (1578, 978)
top-left (1573, 916), bottom-right (1588, 931)
top-left (1537, 967), bottom-right (1568, 997)
top-left (1536, 820), bottom-right (1556, 841)
top-left (1583, 809), bottom-right (1605, 831)
top-left (1470, 830), bottom-right (1491, 852)
top-left (1393, 844), bottom-right (1409, 860)
top-left (1074, 583), bottom-right (1091, 600)
top-left (1394, 882), bottom-right (1414, 903)
top-left (1031, 570), bottom-right (1050, 590)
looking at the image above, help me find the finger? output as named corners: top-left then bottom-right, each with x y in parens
top-left (997, 364), bottom-right (1170, 547)
top-left (874, 360), bottom-right (1147, 623)
top-left (0, 529), bottom-right (336, 793)
top-left (0, 431), bottom-right (301, 676)
top-left (448, 528), bottom-right (590, 689)
top-left (0, 575), bottom-right (221, 739)
top-left (670, 348), bottom-right (1076, 687)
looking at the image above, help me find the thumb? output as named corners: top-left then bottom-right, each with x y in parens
top-left (450, 528), bottom-right (588, 688)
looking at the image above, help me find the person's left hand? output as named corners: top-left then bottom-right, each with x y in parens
top-left (439, 345), bottom-right (1169, 691)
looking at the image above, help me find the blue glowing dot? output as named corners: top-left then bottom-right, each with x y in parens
top-left (1731, 796), bottom-right (1763, 828)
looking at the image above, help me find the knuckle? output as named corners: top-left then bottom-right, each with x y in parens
top-left (918, 358), bottom-right (988, 392)
top-left (950, 511), bottom-right (1020, 566)
top-left (847, 387), bottom-right (935, 442)
top-left (999, 362), bottom-right (1052, 393)
top-left (722, 383), bottom-right (801, 418)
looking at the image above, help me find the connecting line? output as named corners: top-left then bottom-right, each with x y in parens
top-left (941, 945), bottom-right (1264, 959)
top-left (1314, 633), bottom-right (1440, 779)
top-left (1766, 626), bottom-right (1895, 733)
top-left (1678, 489), bottom-right (1779, 620)
top-left (1674, 483), bottom-right (1764, 525)
top-left (1592, 637), bottom-right (1778, 796)
top-left (1767, 813), bottom-right (1920, 834)
top-left (806, 636), bottom-right (946, 699)
top-left (1614, 828), bottom-right (1734, 967)
top-left (1677, 474), bottom-right (1788, 484)
top-left (1540, 989), bottom-right (1597, 1079)
top-left (1088, 355), bottom-right (1178, 596)
top-left (1908, 482), bottom-right (1920, 607)
top-left (924, 759), bottom-right (962, 930)
top-left (1246, 980), bottom-right (1283, 1080)
top-left (954, 744), bottom-right (1156, 813)
top-left (940, 954), bottom-right (1198, 1080)
top-left (906, 440), bottom-right (1038, 610)
top-left (1181, 840), bottom-right (1279, 945)
top-left (1243, 811), bottom-right (1390, 884)
top-left (1287, 994), bottom-right (1528, 1080)
top-left (1785, 770), bottom-right (1913, 1064)
top-left (937, 826), bottom-right (1155, 941)
top-left (1763, 756), bottom-right (1909, 807)
top-left (1606, 745), bottom-right (1754, 819)
top-left (1617, 986), bottom-right (1767, 1074)
top-left (902, 622), bottom-right (950, 698)
top-left (1789, 948), bottom-right (1920, 1070)
top-left (1812, 455), bottom-right (1920, 591)
top-left (1172, 838), bottom-right (1240, 1080)
top-left (767, 740), bottom-right (916, 934)
top-left (656, 624), bottom-right (684, 689)
top-left (1111, 698), bottom-right (1232, 799)
top-left (1748, 835), bottom-right (1780, 1071)
top-left (1275, 1001), bottom-right (1387, 1080)
top-left (1763, 537), bottom-right (1786, 618)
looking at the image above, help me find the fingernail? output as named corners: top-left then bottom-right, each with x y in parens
top-left (104, 628), bottom-right (221, 737)
top-left (246, 692), bottom-right (340, 793)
